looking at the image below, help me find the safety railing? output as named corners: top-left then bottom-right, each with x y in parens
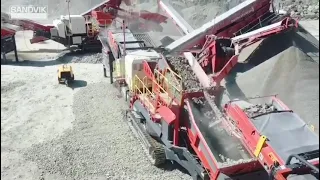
top-left (163, 67), bottom-right (183, 90)
top-left (133, 75), bottom-right (156, 112)
top-left (154, 68), bottom-right (183, 106)
top-left (132, 65), bottom-right (183, 113)
top-left (233, 12), bottom-right (279, 36)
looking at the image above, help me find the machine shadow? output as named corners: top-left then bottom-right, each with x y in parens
top-left (69, 80), bottom-right (88, 89)
top-left (158, 161), bottom-right (190, 175)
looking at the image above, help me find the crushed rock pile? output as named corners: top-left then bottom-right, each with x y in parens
top-left (169, 0), bottom-right (319, 28)
top-left (23, 82), bottom-right (191, 180)
top-left (225, 31), bottom-right (319, 134)
top-left (55, 52), bottom-right (103, 64)
top-left (276, 0), bottom-right (319, 19)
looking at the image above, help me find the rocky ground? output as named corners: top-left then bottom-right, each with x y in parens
top-left (277, 0), bottom-right (319, 19)
top-left (164, 0), bottom-right (319, 28)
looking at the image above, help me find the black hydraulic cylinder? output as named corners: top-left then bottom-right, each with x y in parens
top-left (13, 36), bottom-right (18, 62)
top-left (108, 51), bottom-right (115, 84)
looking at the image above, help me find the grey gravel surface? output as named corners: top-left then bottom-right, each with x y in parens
top-left (167, 0), bottom-right (319, 29)
top-left (24, 82), bottom-right (190, 180)
top-left (56, 52), bottom-right (103, 64)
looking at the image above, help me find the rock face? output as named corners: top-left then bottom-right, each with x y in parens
top-left (275, 0), bottom-right (319, 19)
top-left (167, 0), bottom-right (319, 28)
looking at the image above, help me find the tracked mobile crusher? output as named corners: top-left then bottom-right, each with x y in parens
top-left (94, 0), bottom-right (319, 179)
top-left (98, 26), bottom-right (319, 179)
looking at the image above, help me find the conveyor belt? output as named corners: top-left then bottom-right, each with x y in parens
top-left (187, 97), bottom-right (252, 165)
top-left (133, 33), bottom-right (156, 47)
top-left (165, 0), bottom-right (264, 53)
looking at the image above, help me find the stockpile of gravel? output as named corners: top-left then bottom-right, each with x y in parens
top-left (168, 0), bottom-right (319, 28)
top-left (69, 53), bottom-right (103, 64)
top-left (23, 82), bottom-right (191, 180)
top-left (276, 0), bottom-right (319, 19)
top-left (168, 0), bottom-right (246, 28)
top-left (225, 31), bottom-right (319, 134)
top-left (54, 52), bottom-right (103, 64)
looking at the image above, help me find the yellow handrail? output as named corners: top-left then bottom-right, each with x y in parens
top-left (154, 68), bottom-right (183, 105)
top-left (133, 66), bottom-right (184, 111)
top-left (133, 75), bottom-right (156, 111)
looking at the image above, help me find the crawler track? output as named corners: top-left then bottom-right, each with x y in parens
top-left (125, 110), bottom-right (166, 166)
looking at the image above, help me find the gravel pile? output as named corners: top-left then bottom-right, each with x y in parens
top-left (55, 52), bottom-right (103, 64)
top-left (225, 31), bottom-right (319, 134)
top-left (168, 0), bottom-right (246, 28)
top-left (276, 0), bottom-right (319, 19)
top-left (23, 82), bottom-right (190, 180)
top-left (69, 53), bottom-right (103, 64)
top-left (1, 62), bottom-right (192, 180)
top-left (168, 0), bottom-right (319, 28)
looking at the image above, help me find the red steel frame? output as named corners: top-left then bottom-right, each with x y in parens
top-left (1, 28), bottom-right (16, 38)
top-left (168, 0), bottom-right (274, 52)
top-left (195, 16), bottom-right (298, 87)
top-left (133, 59), bottom-right (263, 178)
top-left (184, 96), bottom-right (262, 179)
top-left (224, 96), bottom-right (319, 177)
top-left (97, 1), bottom-right (315, 180)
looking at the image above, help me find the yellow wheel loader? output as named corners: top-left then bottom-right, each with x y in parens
top-left (57, 64), bottom-right (74, 87)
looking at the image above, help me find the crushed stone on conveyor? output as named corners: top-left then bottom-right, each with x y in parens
top-left (189, 96), bottom-right (253, 166)
top-left (166, 56), bottom-right (201, 91)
